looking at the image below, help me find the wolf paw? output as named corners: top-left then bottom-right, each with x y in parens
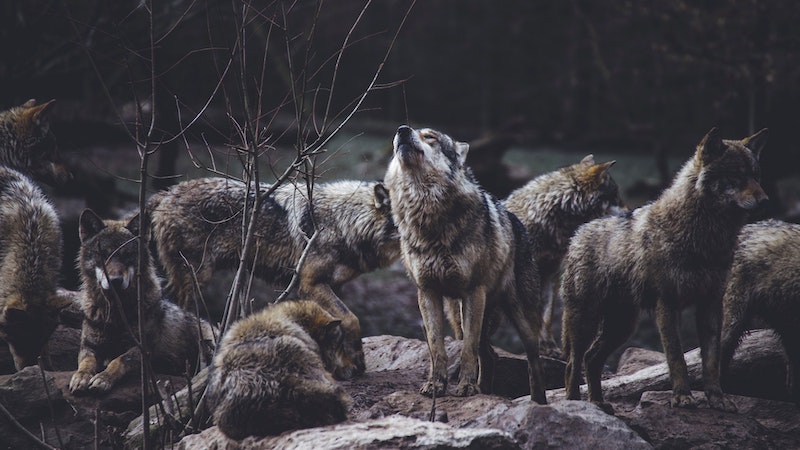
top-left (707, 393), bottom-right (737, 412)
top-left (455, 381), bottom-right (480, 397)
top-left (670, 393), bottom-right (697, 409)
top-left (87, 372), bottom-right (114, 393)
top-left (69, 371), bottom-right (94, 394)
top-left (420, 379), bottom-right (447, 397)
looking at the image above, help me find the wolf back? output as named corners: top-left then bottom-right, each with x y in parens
top-left (561, 127), bottom-right (768, 412)
top-left (206, 299), bottom-right (351, 439)
top-left (721, 219), bottom-right (800, 404)
top-left (0, 166), bottom-right (67, 370)
top-left (69, 210), bottom-right (216, 394)
top-left (384, 125), bottom-right (546, 403)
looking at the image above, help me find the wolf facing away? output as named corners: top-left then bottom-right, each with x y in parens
top-left (561, 127), bottom-right (768, 412)
top-left (502, 155), bottom-right (624, 351)
top-left (206, 299), bottom-right (351, 440)
top-left (721, 219), bottom-right (800, 405)
top-left (147, 178), bottom-right (399, 380)
top-left (384, 125), bottom-right (546, 403)
top-left (0, 99), bottom-right (70, 184)
top-left (69, 210), bottom-right (216, 394)
top-left (0, 167), bottom-right (71, 370)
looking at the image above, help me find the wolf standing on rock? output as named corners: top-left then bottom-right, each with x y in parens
top-left (69, 210), bottom-right (216, 394)
top-left (562, 127), bottom-right (768, 412)
top-left (504, 155), bottom-right (624, 352)
top-left (384, 125), bottom-right (546, 403)
top-left (147, 178), bottom-right (400, 380)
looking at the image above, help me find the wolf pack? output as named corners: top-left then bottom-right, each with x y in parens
top-left (0, 98), bottom-right (797, 440)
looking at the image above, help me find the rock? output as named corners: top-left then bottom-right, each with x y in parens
top-left (620, 391), bottom-right (800, 449)
top-left (469, 399), bottom-right (652, 450)
top-left (177, 416), bottom-right (519, 450)
top-left (615, 347), bottom-right (665, 376)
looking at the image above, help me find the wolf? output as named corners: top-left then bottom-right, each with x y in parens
top-left (503, 155), bottom-right (624, 352)
top-left (69, 209), bottom-right (216, 394)
top-left (561, 127), bottom-right (768, 412)
top-left (0, 167), bottom-right (72, 370)
top-left (0, 99), bottom-right (70, 184)
top-left (384, 125), bottom-right (546, 403)
top-left (147, 178), bottom-right (399, 380)
top-left (721, 219), bottom-right (800, 405)
top-left (206, 299), bottom-right (351, 439)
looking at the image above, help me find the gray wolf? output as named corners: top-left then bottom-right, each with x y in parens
top-left (69, 209), bottom-right (216, 394)
top-left (0, 167), bottom-right (71, 370)
top-left (721, 219), bottom-right (800, 405)
top-left (206, 299), bottom-right (351, 439)
top-left (384, 125), bottom-right (546, 403)
top-left (561, 127), bottom-right (768, 412)
top-left (0, 99), bottom-right (70, 184)
top-left (503, 155), bottom-right (624, 352)
top-left (147, 177), bottom-right (399, 380)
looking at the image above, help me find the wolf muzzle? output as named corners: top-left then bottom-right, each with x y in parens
top-left (395, 125), bottom-right (421, 161)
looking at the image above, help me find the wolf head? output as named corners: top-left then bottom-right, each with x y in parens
top-left (79, 209), bottom-right (147, 294)
top-left (391, 125), bottom-right (469, 177)
top-left (695, 127), bottom-right (768, 210)
top-left (0, 99), bottom-right (70, 184)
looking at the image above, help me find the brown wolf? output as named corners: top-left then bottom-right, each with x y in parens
top-left (0, 99), bottom-right (70, 184)
top-left (384, 125), bottom-right (546, 403)
top-left (503, 155), bottom-right (624, 351)
top-left (0, 167), bottom-right (71, 370)
top-left (147, 178), bottom-right (399, 380)
top-left (561, 127), bottom-right (768, 412)
top-left (69, 209), bottom-right (216, 394)
top-left (206, 299), bottom-right (351, 439)
top-left (721, 219), bottom-right (800, 405)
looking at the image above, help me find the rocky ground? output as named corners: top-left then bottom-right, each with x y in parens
top-left (1, 317), bottom-right (797, 449)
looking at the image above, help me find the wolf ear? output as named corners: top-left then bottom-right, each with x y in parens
top-left (455, 141), bottom-right (469, 166)
top-left (579, 154), bottom-right (596, 165)
top-left (125, 212), bottom-right (148, 238)
top-left (585, 160), bottom-right (615, 182)
top-left (324, 319), bottom-right (343, 343)
top-left (698, 127), bottom-right (724, 163)
top-left (22, 99), bottom-right (55, 126)
top-left (79, 209), bottom-right (106, 242)
top-left (742, 128), bottom-right (768, 159)
top-left (373, 182), bottom-right (391, 211)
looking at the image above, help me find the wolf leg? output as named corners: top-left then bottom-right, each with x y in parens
top-left (88, 346), bottom-right (142, 393)
top-left (503, 293), bottom-right (547, 404)
top-left (418, 288), bottom-right (447, 397)
top-left (456, 287), bottom-right (486, 397)
top-left (656, 299), bottom-right (695, 408)
top-left (584, 302), bottom-right (637, 412)
top-left (69, 348), bottom-right (99, 393)
top-left (539, 277), bottom-right (559, 354)
top-left (697, 296), bottom-right (736, 412)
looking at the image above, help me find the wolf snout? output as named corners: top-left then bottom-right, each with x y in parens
top-left (96, 263), bottom-right (134, 291)
top-left (396, 125), bottom-right (414, 139)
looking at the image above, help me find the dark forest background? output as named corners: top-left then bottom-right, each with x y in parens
top-left (3, 0), bottom-right (800, 220)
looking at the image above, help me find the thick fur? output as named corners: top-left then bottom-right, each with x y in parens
top-left (561, 128), bottom-right (768, 413)
top-left (147, 178), bottom-right (399, 379)
top-left (721, 219), bottom-right (800, 405)
top-left (384, 125), bottom-right (546, 403)
top-left (503, 155), bottom-right (624, 350)
top-left (0, 99), bottom-right (70, 184)
top-left (69, 209), bottom-right (216, 394)
top-left (0, 167), bottom-right (70, 370)
top-left (206, 300), bottom-right (351, 440)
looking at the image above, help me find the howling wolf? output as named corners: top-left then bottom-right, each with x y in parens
top-left (69, 210), bottom-right (216, 394)
top-left (384, 125), bottom-right (546, 403)
top-left (561, 127), bottom-right (768, 412)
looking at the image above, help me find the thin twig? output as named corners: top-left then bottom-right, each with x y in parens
top-left (37, 360), bottom-right (64, 449)
top-left (274, 230), bottom-right (319, 303)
